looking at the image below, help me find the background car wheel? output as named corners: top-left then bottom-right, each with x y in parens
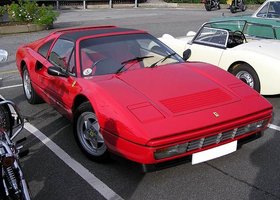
top-left (241, 4), bottom-right (247, 11)
top-left (74, 101), bottom-right (110, 162)
top-left (230, 63), bottom-right (260, 93)
top-left (204, 1), bottom-right (212, 11)
top-left (230, 5), bottom-right (236, 13)
top-left (22, 66), bottom-right (43, 104)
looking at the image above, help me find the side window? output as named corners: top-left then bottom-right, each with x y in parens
top-left (68, 50), bottom-right (76, 75)
top-left (257, 3), bottom-right (269, 17)
top-left (38, 39), bottom-right (54, 58)
top-left (49, 39), bottom-right (74, 71)
top-left (267, 2), bottom-right (280, 18)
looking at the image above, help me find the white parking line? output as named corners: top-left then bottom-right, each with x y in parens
top-left (24, 122), bottom-right (124, 200)
top-left (1, 83), bottom-right (280, 199)
top-left (268, 123), bottom-right (280, 132)
top-left (0, 84), bottom-right (22, 90)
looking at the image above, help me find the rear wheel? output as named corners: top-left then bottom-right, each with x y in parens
top-left (241, 3), bottom-right (247, 11)
top-left (230, 6), bottom-right (236, 13)
top-left (230, 1), bottom-right (237, 13)
top-left (230, 63), bottom-right (260, 93)
top-left (74, 102), bottom-right (110, 162)
top-left (204, 1), bottom-right (212, 11)
top-left (22, 66), bottom-right (42, 104)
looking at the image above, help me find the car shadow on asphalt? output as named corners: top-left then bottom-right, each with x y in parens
top-left (249, 127), bottom-right (280, 200)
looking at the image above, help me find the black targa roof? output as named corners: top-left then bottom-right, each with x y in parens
top-left (58, 26), bottom-right (145, 42)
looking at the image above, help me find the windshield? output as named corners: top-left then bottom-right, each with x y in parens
top-left (79, 33), bottom-right (183, 76)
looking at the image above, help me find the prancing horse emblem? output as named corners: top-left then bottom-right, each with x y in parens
top-left (213, 112), bottom-right (220, 117)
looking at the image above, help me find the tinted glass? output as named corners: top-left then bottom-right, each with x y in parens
top-left (38, 39), bottom-right (54, 58)
top-left (267, 1), bottom-right (280, 18)
top-left (257, 2), bottom-right (269, 17)
top-left (49, 39), bottom-right (74, 70)
top-left (79, 33), bottom-right (183, 76)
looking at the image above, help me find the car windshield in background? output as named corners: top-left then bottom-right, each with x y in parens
top-left (193, 27), bottom-right (228, 48)
top-left (208, 20), bottom-right (280, 39)
top-left (79, 33), bottom-right (183, 76)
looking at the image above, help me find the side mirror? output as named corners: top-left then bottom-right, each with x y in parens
top-left (183, 49), bottom-right (191, 61)
top-left (0, 49), bottom-right (8, 63)
top-left (47, 66), bottom-right (69, 78)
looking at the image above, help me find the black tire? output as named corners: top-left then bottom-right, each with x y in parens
top-left (22, 66), bottom-right (43, 104)
top-left (74, 101), bottom-right (110, 162)
top-left (230, 5), bottom-right (236, 13)
top-left (230, 63), bottom-right (261, 93)
top-left (204, 1), bottom-right (212, 11)
top-left (0, 170), bottom-right (6, 199)
top-left (241, 4), bottom-right (247, 11)
top-left (0, 99), bottom-right (12, 137)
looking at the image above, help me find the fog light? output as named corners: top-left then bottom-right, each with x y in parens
top-left (155, 143), bottom-right (188, 160)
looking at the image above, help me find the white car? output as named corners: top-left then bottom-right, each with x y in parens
top-left (159, 23), bottom-right (280, 95)
top-left (252, 0), bottom-right (280, 19)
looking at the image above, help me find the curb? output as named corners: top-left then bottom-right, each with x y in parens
top-left (0, 23), bottom-right (48, 34)
top-left (0, 3), bottom-right (260, 34)
top-left (57, 2), bottom-right (260, 9)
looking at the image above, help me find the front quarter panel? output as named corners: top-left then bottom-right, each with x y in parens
top-left (219, 45), bottom-right (280, 95)
top-left (77, 77), bottom-right (150, 146)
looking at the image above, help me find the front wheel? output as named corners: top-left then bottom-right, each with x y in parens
top-left (230, 63), bottom-right (260, 93)
top-left (74, 102), bottom-right (110, 162)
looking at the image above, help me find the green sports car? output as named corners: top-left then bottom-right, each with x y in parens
top-left (211, 0), bottom-right (280, 39)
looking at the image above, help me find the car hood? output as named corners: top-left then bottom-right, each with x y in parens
top-left (90, 62), bottom-right (271, 146)
top-left (117, 64), bottom-right (239, 112)
top-left (234, 39), bottom-right (280, 59)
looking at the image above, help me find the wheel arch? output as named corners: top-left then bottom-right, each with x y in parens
top-left (19, 60), bottom-right (27, 77)
top-left (227, 61), bottom-right (260, 82)
top-left (227, 61), bottom-right (261, 93)
top-left (72, 95), bottom-right (94, 120)
top-left (228, 61), bottom-right (250, 73)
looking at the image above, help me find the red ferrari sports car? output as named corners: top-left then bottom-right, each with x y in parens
top-left (16, 26), bottom-right (272, 168)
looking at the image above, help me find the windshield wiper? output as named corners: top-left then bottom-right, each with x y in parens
top-left (149, 53), bottom-right (177, 68)
top-left (116, 56), bottom-right (154, 74)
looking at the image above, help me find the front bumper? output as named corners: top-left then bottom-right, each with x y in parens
top-left (102, 112), bottom-right (271, 165)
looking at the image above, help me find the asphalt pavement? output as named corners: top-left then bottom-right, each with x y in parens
top-left (1, 6), bottom-right (280, 200)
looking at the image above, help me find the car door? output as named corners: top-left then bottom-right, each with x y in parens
top-left (31, 39), bottom-right (57, 103)
top-left (46, 38), bottom-right (79, 117)
top-left (188, 44), bottom-right (225, 66)
top-left (188, 27), bottom-right (227, 66)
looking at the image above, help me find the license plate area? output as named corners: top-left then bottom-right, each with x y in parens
top-left (192, 140), bottom-right (237, 165)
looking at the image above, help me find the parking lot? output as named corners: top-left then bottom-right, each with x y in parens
top-left (1, 7), bottom-right (280, 200)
